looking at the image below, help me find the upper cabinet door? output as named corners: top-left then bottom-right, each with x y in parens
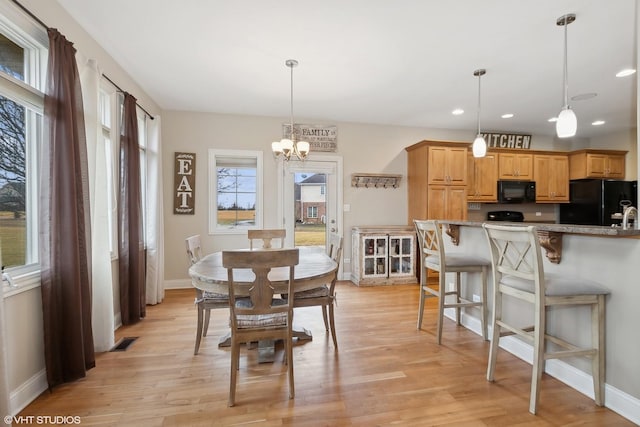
top-left (569, 150), bottom-right (627, 180)
top-left (605, 154), bottom-right (625, 178)
top-left (428, 146), bottom-right (467, 185)
top-left (534, 154), bottom-right (569, 202)
top-left (468, 152), bottom-right (498, 201)
top-left (498, 153), bottom-right (533, 180)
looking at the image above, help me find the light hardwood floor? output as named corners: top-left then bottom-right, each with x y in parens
top-left (19, 282), bottom-right (633, 426)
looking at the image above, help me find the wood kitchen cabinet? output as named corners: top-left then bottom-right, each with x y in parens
top-left (427, 185), bottom-right (467, 220)
top-left (534, 154), bottom-right (569, 202)
top-left (467, 152), bottom-right (498, 202)
top-left (498, 152), bottom-right (533, 180)
top-left (428, 146), bottom-right (467, 185)
top-left (406, 140), bottom-right (469, 223)
top-left (569, 149), bottom-right (626, 180)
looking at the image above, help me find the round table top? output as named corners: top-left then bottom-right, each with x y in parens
top-left (188, 246), bottom-right (338, 294)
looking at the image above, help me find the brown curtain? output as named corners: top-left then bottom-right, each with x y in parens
top-left (40, 28), bottom-right (94, 388)
top-left (118, 93), bottom-right (145, 325)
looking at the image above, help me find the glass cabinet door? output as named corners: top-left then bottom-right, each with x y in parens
top-left (389, 235), bottom-right (414, 276)
top-left (362, 235), bottom-right (388, 277)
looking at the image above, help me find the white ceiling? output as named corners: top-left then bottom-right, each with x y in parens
top-left (55, 0), bottom-right (638, 140)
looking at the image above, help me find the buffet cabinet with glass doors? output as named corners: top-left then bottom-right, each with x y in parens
top-left (351, 226), bottom-right (416, 286)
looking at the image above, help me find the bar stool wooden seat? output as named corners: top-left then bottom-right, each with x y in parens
top-left (414, 219), bottom-right (489, 344)
top-left (482, 223), bottom-right (610, 414)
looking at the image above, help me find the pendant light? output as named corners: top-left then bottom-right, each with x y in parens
top-left (556, 13), bottom-right (577, 138)
top-left (271, 59), bottom-right (310, 161)
top-left (472, 69), bottom-right (487, 158)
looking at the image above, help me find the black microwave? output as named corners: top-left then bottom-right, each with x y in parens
top-left (497, 180), bottom-right (536, 203)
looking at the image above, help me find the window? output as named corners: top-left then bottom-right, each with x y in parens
top-left (320, 185), bottom-right (325, 195)
top-left (99, 88), bottom-right (117, 255)
top-left (137, 109), bottom-right (147, 246)
top-left (307, 206), bottom-right (318, 218)
top-left (209, 149), bottom-right (263, 234)
top-left (99, 89), bottom-right (148, 256)
top-left (0, 8), bottom-right (47, 279)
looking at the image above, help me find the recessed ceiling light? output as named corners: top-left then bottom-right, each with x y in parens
top-left (548, 117), bottom-right (558, 122)
top-left (571, 93), bottom-right (597, 101)
top-left (616, 68), bottom-right (636, 77)
top-left (452, 108), bottom-right (464, 115)
top-left (501, 113), bottom-right (514, 119)
top-left (592, 120), bottom-right (606, 126)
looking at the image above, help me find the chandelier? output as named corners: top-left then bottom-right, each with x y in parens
top-left (271, 59), bottom-right (310, 161)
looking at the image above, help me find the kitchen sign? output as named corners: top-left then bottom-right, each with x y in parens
top-left (483, 132), bottom-right (532, 150)
top-left (283, 124), bottom-right (338, 152)
top-left (174, 152), bottom-right (196, 214)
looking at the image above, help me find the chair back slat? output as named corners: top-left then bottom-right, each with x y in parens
top-left (327, 233), bottom-right (343, 266)
top-left (223, 248), bottom-right (299, 318)
top-left (248, 229), bottom-right (286, 249)
top-left (414, 219), bottom-right (445, 265)
top-left (185, 234), bottom-right (203, 266)
top-left (482, 224), bottom-right (544, 294)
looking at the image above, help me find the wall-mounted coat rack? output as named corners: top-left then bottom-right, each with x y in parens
top-left (351, 173), bottom-right (402, 188)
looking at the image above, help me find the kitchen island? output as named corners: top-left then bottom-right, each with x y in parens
top-left (442, 220), bottom-right (640, 263)
top-left (433, 220), bottom-right (640, 423)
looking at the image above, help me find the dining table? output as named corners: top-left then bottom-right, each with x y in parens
top-left (188, 245), bottom-right (338, 362)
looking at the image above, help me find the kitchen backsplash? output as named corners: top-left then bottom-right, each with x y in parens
top-left (467, 203), bottom-right (558, 223)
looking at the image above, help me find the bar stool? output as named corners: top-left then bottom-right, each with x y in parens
top-left (414, 219), bottom-right (489, 344)
top-left (482, 223), bottom-right (610, 414)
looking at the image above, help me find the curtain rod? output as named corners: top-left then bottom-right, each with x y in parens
top-left (11, 0), bottom-right (155, 120)
top-left (102, 75), bottom-right (155, 120)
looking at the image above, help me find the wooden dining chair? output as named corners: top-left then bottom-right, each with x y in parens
top-left (483, 223), bottom-right (610, 414)
top-left (287, 234), bottom-right (342, 348)
top-left (248, 229), bottom-right (286, 249)
top-left (222, 248), bottom-right (299, 406)
top-left (185, 235), bottom-right (229, 355)
top-left (414, 219), bottom-right (489, 344)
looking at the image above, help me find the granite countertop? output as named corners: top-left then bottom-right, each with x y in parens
top-left (441, 220), bottom-right (640, 237)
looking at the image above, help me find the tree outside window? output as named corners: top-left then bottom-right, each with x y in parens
top-left (209, 149), bottom-right (263, 234)
top-left (216, 167), bottom-right (256, 227)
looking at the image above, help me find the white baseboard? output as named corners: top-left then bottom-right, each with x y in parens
top-left (165, 279), bottom-right (192, 290)
top-left (10, 369), bottom-right (47, 417)
top-left (444, 308), bottom-right (640, 425)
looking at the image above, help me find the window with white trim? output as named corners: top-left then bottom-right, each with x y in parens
top-left (0, 8), bottom-right (47, 280)
top-left (99, 88), bottom-right (118, 256)
top-left (307, 206), bottom-right (318, 218)
top-left (209, 149), bottom-right (263, 234)
top-left (137, 109), bottom-right (147, 246)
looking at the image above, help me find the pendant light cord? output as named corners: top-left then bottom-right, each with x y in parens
top-left (476, 73), bottom-right (482, 135)
top-left (289, 63), bottom-right (295, 142)
top-left (562, 18), bottom-right (569, 108)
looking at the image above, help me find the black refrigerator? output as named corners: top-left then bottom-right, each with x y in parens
top-left (559, 179), bottom-right (637, 226)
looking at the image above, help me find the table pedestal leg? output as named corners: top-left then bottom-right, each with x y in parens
top-left (292, 325), bottom-right (313, 341)
top-left (218, 332), bottom-right (231, 347)
top-left (216, 326), bottom-right (313, 363)
top-left (258, 340), bottom-right (275, 363)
